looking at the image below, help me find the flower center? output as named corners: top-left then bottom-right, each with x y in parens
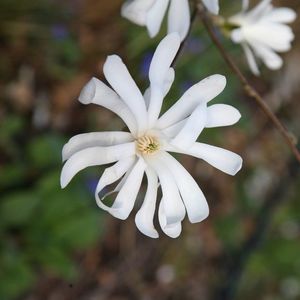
top-left (136, 136), bottom-right (160, 155)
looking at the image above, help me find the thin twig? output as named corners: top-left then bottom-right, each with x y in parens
top-left (197, 3), bottom-right (300, 164)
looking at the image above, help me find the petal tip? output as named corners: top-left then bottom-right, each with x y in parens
top-left (79, 78), bottom-right (97, 104)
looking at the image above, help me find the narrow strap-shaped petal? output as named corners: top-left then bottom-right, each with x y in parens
top-left (202, 0), bottom-right (219, 15)
top-left (135, 167), bottom-right (159, 238)
top-left (148, 33), bottom-right (180, 127)
top-left (108, 158), bottom-right (146, 220)
top-left (205, 104), bottom-right (241, 128)
top-left (159, 152), bottom-right (209, 223)
top-left (241, 42), bottom-right (260, 75)
top-left (121, 0), bottom-right (155, 26)
top-left (146, 0), bottom-right (170, 37)
top-left (250, 42), bottom-right (283, 70)
top-left (171, 102), bottom-right (207, 149)
top-left (62, 131), bottom-right (134, 162)
top-left (166, 142), bottom-right (242, 176)
top-left (168, 0), bottom-right (190, 40)
top-left (162, 103), bottom-right (241, 137)
top-left (143, 67), bottom-right (175, 109)
top-left (157, 75), bottom-right (226, 129)
top-left (79, 78), bottom-right (137, 135)
top-left (263, 8), bottom-right (297, 24)
top-left (103, 55), bottom-right (148, 134)
top-left (158, 200), bottom-right (182, 238)
top-left (248, 0), bottom-right (271, 21)
top-left (95, 156), bottom-right (136, 203)
top-left (60, 142), bottom-right (135, 188)
top-left (147, 154), bottom-right (186, 225)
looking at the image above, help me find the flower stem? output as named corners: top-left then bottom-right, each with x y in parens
top-left (197, 3), bottom-right (300, 164)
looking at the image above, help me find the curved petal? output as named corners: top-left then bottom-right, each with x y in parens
top-left (146, 0), bottom-right (170, 37)
top-left (162, 118), bottom-right (186, 138)
top-left (241, 43), bottom-right (260, 75)
top-left (157, 75), bottom-right (226, 129)
top-left (108, 158), bottom-right (146, 220)
top-left (62, 132), bottom-right (134, 162)
top-left (168, 0), bottom-right (190, 40)
top-left (60, 142), bottom-right (135, 188)
top-left (121, 0), bottom-right (155, 26)
top-left (171, 102), bottom-right (207, 148)
top-left (251, 42), bottom-right (283, 70)
top-left (79, 78), bottom-right (138, 135)
top-left (147, 154), bottom-right (185, 225)
top-left (202, 0), bottom-right (219, 15)
top-left (158, 200), bottom-right (182, 238)
top-left (95, 156), bottom-right (136, 203)
top-left (166, 142), bottom-right (243, 176)
top-left (206, 104), bottom-right (241, 128)
top-left (264, 8), bottom-right (297, 24)
top-left (159, 152), bottom-right (209, 223)
top-left (148, 33), bottom-right (180, 127)
top-left (103, 55), bottom-right (148, 134)
top-left (135, 167), bottom-right (159, 238)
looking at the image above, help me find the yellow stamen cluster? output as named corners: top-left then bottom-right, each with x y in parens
top-left (136, 136), bottom-right (160, 155)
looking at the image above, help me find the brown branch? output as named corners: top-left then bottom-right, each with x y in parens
top-left (197, 3), bottom-right (300, 164)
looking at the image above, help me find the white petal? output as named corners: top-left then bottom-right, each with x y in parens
top-left (79, 78), bottom-right (138, 135)
top-left (103, 55), bottom-right (148, 134)
top-left (205, 104), bottom-right (241, 128)
top-left (62, 131), bottom-right (134, 162)
top-left (109, 158), bottom-right (146, 220)
top-left (135, 168), bottom-right (159, 238)
top-left (95, 156), bottom-right (136, 206)
top-left (157, 75), bottom-right (226, 129)
top-left (168, 0), bottom-right (190, 40)
top-left (241, 43), bottom-right (260, 75)
top-left (148, 33), bottom-right (180, 127)
top-left (159, 152), bottom-right (209, 223)
top-left (121, 0), bottom-right (155, 26)
top-left (60, 142), bottom-right (135, 188)
top-left (202, 0), bottom-right (219, 15)
top-left (158, 200), bottom-right (182, 238)
top-left (264, 8), bottom-right (297, 23)
top-left (248, 0), bottom-right (272, 21)
top-left (162, 119), bottom-right (186, 138)
top-left (166, 143), bottom-right (243, 176)
top-left (171, 102), bottom-right (207, 149)
top-left (147, 154), bottom-right (185, 225)
top-left (251, 42), bottom-right (283, 70)
top-left (146, 0), bottom-right (170, 37)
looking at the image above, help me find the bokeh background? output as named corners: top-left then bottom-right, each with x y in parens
top-left (0, 0), bottom-right (300, 299)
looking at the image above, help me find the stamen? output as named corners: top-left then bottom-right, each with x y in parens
top-left (136, 136), bottom-right (160, 155)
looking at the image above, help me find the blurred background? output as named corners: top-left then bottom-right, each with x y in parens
top-left (0, 0), bottom-right (300, 299)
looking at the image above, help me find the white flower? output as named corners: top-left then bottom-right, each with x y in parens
top-left (121, 0), bottom-right (220, 41)
top-left (60, 33), bottom-right (242, 239)
top-left (228, 0), bottom-right (296, 75)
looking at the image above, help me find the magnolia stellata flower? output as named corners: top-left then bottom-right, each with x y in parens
top-left (60, 33), bottom-right (242, 238)
top-left (227, 0), bottom-right (296, 75)
top-left (121, 0), bottom-right (220, 41)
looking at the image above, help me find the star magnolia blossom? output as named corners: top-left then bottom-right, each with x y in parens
top-left (228, 0), bottom-right (296, 75)
top-left (60, 33), bottom-right (242, 238)
top-left (121, 0), bottom-right (219, 41)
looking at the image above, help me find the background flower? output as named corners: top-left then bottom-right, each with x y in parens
top-left (228, 0), bottom-right (296, 75)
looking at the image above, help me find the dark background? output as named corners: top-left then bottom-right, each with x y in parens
top-left (0, 1), bottom-right (300, 299)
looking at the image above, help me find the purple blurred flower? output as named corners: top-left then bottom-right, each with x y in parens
top-left (51, 24), bottom-right (69, 40)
